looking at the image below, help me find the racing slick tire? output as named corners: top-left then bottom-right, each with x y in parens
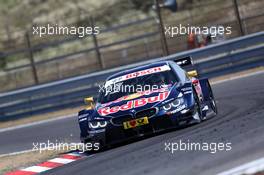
top-left (206, 81), bottom-right (218, 115)
top-left (192, 86), bottom-right (203, 123)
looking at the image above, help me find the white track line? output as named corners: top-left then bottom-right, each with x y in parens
top-left (67, 152), bottom-right (83, 156)
top-left (48, 157), bottom-right (76, 164)
top-left (0, 113), bottom-right (76, 133)
top-left (22, 166), bottom-right (52, 173)
top-left (0, 149), bottom-right (35, 158)
top-left (211, 69), bottom-right (264, 85)
top-left (217, 157), bottom-right (264, 175)
top-left (0, 144), bottom-right (80, 158)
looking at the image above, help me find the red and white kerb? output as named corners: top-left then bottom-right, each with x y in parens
top-left (5, 152), bottom-right (83, 175)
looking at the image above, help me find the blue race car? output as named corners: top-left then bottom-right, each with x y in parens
top-left (78, 57), bottom-right (217, 149)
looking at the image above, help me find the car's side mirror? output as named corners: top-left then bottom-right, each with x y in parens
top-left (187, 70), bottom-right (198, 78)
top-left (84, 97), bottom-right (95, 110)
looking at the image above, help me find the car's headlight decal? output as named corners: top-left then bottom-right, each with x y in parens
top-left (163, 103), bottom-right (172, 111)
top-left (171, 98), bottom-right (184, 107)
top-left (162, 98), bottom-right (184, 111)
top-left (88, 121), bottom-right (107, 129)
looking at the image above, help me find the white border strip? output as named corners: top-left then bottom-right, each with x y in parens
top-left (0, 145), bottom-right (86, 158)
top-left (48, 158), bottom-right (75, 164)
top-left (0, 149), bottom-right (34, 158)
top-left (218, 157), bottom-right (264, 175)
top-left (22, 166), bottom-right (51, 173)
top-left (211, 69), bottom-right (264, 85)
top-left (0, 113), bottom-right (76, 133)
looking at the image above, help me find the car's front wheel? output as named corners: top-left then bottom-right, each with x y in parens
top-left (206, 81), bottom-right (218, 115)
top-left (192, 86), bottom-right (203, 123)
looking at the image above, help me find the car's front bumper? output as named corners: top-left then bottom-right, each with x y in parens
top-left (81, 106), bottom-right (197, 148)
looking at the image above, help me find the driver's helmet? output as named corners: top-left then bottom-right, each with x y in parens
top-left (151, 73), bottom-right (165, 85)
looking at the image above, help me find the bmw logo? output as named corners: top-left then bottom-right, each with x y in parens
top-left (130, 109), bottom-right (136, 113)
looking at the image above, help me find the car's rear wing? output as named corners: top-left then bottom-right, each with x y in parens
top-left (174, 56), bottom-right (193, 67)
top-left (174, 56), bottom-right (198, 78)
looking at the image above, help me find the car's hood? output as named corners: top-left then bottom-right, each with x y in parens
top-left (94, 84), bottom-right (181, 118)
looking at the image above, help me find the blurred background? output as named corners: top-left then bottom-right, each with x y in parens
top-left (0, 0), bottom-right (263, 92)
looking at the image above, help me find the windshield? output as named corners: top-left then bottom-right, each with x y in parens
top-left (98, 67), bottom-right (178, 104)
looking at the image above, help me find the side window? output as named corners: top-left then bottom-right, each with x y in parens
top-left (185, 72), bottom-right (190, 81)
top-left (169, 62), bottom-right (181, 81)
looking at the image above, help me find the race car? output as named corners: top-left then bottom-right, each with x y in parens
top-left (78, 57), bottom-right (217, 149)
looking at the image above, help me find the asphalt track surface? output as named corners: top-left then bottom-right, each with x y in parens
top-left (1, 72), bottom-right (264, 175)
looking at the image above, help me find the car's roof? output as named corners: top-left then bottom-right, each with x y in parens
top-left (107, 61), bottom-right (172, 80)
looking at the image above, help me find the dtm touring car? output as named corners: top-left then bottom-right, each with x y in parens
top-left (78, 57), bottom-right (217, 149)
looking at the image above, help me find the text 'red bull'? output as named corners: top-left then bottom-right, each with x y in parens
top-left (98, 91), bottom-right (169, 116)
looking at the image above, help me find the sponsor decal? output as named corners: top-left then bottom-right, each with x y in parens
top-left (166, 104), bottom-right (186, 115)
top-left (78, 114), bottom-right (88, 119)
top-left (183, 91), bottom-right (192, 94)
top-left (79, 118), bottom-right (87, 122)
top-left (98, 91), bottom-right (169, 116)
top-left (123, 93), bottom-right (143, 101)
top-left (123, 117), bottom-right (149, 129)
top-left (161, 98), bottom-right (175, 105)
top-left (101, 87), bottom-right (170, 107)
top-left (89, 129), bottom-right (106, 134)
top-left (93, 117), bottom-right (106, 120)
top-left (105, 65), bottom-right (171, 87)
top-left (181, 87), bottom-right (192, 91)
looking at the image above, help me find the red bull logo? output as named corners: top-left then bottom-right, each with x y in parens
top-left (98, 91), bottom-right (169, 116)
